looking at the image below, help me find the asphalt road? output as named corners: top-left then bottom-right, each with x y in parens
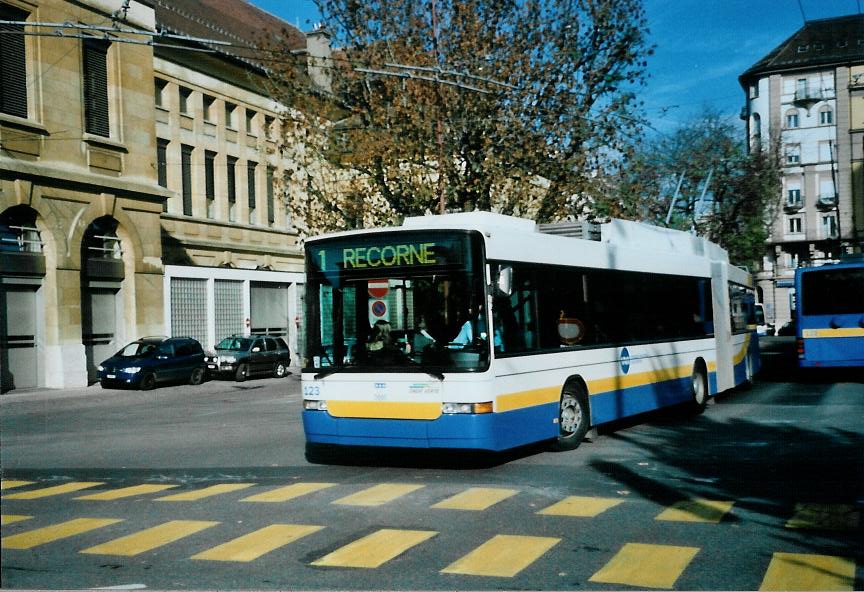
top-left (1, 344), bottom-right (862, 590)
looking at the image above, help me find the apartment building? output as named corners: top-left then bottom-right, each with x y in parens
top-left (0, 0), bottom-right (329, 392)
top-left (1, 0), bottom-right (168, 391)
top-left (740, 15), bottom-right (864, 328)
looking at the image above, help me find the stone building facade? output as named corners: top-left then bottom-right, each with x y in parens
top-left (739, 15), bottom-right (864, 328)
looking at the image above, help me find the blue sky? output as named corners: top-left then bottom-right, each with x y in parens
top-left (254, 0), bottom-right (861, 133)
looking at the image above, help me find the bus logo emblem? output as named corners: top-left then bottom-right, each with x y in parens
top-left (620, 348), bottom-right (631, 374)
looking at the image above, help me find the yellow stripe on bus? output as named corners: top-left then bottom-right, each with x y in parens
top-left (496, 387), bottom-right (559, 412)
top-left (733, 334), bottom-right (751, 365)
top-left (802, 328), bottom-right (864, 338)
top-left (326, 401), bottom-right (441, 420)
top-left (588, 364), bottom-right (692, 395)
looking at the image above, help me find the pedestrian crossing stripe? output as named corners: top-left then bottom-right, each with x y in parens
top-left (3, 482), bottom-right (105, 500)
top-left (759, 552), bottom-right (855, 591)
top-left (332, 484), bottom-right (425, 507)
top-left (441, 535), bottom-right (560, 577)
top-left (241, 482), bottom-right (337, 503)
top-left (191, 524), bottom-right (324, 562)
top-left (157, 483), bottom-right (256, 502)
top-left (432, 488), bottom-right (518, 511)
top-left (80, 520), bottom-right (219, 557)
top-left (311, 529), bottom-right (437, 568)
top-left (785, 504), bottom-right (861, 531)
top-left (1, 518), bottom-right (122, 550)
top-left (537, 496), bottom-right (623, 517)
top-left (1, 480), bottom-right (34, 490)
top-left (76, 484), bottom-right (179, 501)
top-left (589, 543), bottom-right (700, 589)
top-left (655, 499), bottom-right (734, 523)
top-left (0, 515), bottom-right (33, 526)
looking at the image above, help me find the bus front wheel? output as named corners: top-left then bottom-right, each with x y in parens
top-left (551, 385), bottom-right (590, 451)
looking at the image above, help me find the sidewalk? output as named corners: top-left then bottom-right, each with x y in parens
top-left (1, 366), bottom-right (303, 403)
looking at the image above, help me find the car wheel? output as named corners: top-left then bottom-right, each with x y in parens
top-left (235, 363), bottom-right (249, 382)
top-left (274, 361), bottom-right (288, 378)
top-left (100, 381), bottom-right (110, 389)
top-left (690, 362), bottom-right (709, 413)
top-left (189, 367), bottom-right (205, 386)
top-left (140, 373), bottom-right (156, 391)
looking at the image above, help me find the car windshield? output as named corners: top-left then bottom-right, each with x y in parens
top-left (216, 337), bottom-right (252, 351)
top-left (117, 341), bottom-right (158, 357)
top-left (305, 230), bottom-right (488, 373)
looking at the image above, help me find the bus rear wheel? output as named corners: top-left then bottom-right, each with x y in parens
top-left (551, 385), bottom-right (590, 451)
top-left (690, 362), bottom-right (709, 413)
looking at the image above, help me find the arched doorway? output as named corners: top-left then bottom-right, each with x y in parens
top-left (80, 216), bottom-right (125, 383)
top-left (0, 205), bottom-right (45, 392)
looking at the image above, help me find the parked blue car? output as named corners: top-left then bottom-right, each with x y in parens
top-left (97, 336), bottom-right (206, 390)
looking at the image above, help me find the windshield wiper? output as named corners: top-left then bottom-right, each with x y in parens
top-left (313, 368), bottom-right (344, 380)
top-left (425, 369), bottom-right (445, 381)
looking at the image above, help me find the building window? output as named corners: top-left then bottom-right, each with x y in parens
top-left (247, 161), bottom-right (257, 224)
top-left (818, 140), bottom-right (834, 162)
top-left (785, 110), bottom-right (799, 129)
top-left (819, 107), bottom-right (833, 125)
top-left (154, 78), bottom-right (167, 108)
top-left (788, 216), bottom-right (803, 234)
top-left (821, 214), bottom-right (838, 238)
top-left (157, 138), bottom-right (169, 189)
top-left (227, 156), bottom-right (237, 222)
top-left (266, 166), bottom-right (275, 226)
top-left (179, 86), bottom-right (192, 115)
top-left (225, 102), bottom-right (236, 129)
top-left (748, 83), bottom-right (758, 99)
top-left (205, 150), bottom-right (216, 219)
top-left (787, 188), bottom-right (801, 206)
top-left (181, 144), bottom-right (193, 216)
top-left (82, 38), bottom-right (110, 137)
top-left (785, 145), bottom-right (801, 165)
top-left (245, 110), bottom-right (256, 135)
top-left (203, 95), bottom-right (215, 122)
top-left (0, 5), bottom-right (29, 119)
top-left (265, 115), bottom-right (276, 140)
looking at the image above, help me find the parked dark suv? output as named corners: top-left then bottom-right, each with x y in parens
top-left (97, 336), bottom-right (206, 390)
top-left (206, 334), bottom-right (291, 381)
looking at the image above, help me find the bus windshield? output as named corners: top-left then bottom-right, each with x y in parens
top-left (304, 230), bottom-right (489, 373)
top-left (801, 267), bottom-right (864, 315)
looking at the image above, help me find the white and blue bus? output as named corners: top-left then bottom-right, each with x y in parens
top-left (302, 212), bottom-right (758, 451)
top-left (794, 260), bottom-right (864, 368)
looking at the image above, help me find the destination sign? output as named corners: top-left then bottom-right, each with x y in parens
top-left (309, 233), bottom-right (472, 276)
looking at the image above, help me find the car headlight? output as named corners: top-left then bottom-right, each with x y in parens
top-left (97, 365), bottom-right (105, 372)
top-left (124, 367), bottom-right (142, 374)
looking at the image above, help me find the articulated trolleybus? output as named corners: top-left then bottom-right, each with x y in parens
top-left (794, 260), bottom-right (864, 368)
top-left (302, 212), bottom-right (758, 452)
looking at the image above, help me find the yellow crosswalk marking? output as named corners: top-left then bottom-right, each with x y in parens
top-left (80, 520), bottom-right (218, 556)
top-left (442, 534), bottom-right (560, 577)
top-left (311, 529), bottom-right (436, 568)
top-left (191, 524), bottom-right (323, 562)
top-left (1, 515), bottom-right (33, 526)
top-left (786, 504), bottom-right (861, 531)
top-left (538, 496), bottom-right (623, 517)
top-left (589, 543), bottom-right (700, 589)
top-left (3, 482), bottom-right (104, 500)
top-left (1, 480), bottom-right (34, 490)
top-left (241, 482), bottom-right (336, 503)
top-left (2, 518), bottom-right (122, 550)
top-left (432, 488), bottom-right (518, 511)
top-left (759, 552), bottom-right (855, 591)
top-left (157, 483), bottom-right (255, 502)
top-left (333, 484), bottom-right (424, 507)
top-left (656, 499), bottom-right (734, 523)
top-left (76, 484), bottom-right (178, 501)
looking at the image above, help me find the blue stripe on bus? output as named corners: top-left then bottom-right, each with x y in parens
top-left (304, 370), bottom-right (719, 451)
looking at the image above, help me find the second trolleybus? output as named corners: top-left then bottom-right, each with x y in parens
top-left (301, 212), bottom-right (759, 451)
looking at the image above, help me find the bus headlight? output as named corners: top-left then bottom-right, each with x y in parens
top-left (442, 402), bottom-right (493, 414)
top-left (304, 400), bottom-right (328, 411)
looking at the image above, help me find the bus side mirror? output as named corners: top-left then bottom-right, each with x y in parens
top-left (495, 265), bottom-right (513, 296)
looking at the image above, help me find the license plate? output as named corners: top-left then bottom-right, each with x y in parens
top-left (207, 364), bottom-right (216, 369)
top-left (106, 374), bottom-right (116, 379)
